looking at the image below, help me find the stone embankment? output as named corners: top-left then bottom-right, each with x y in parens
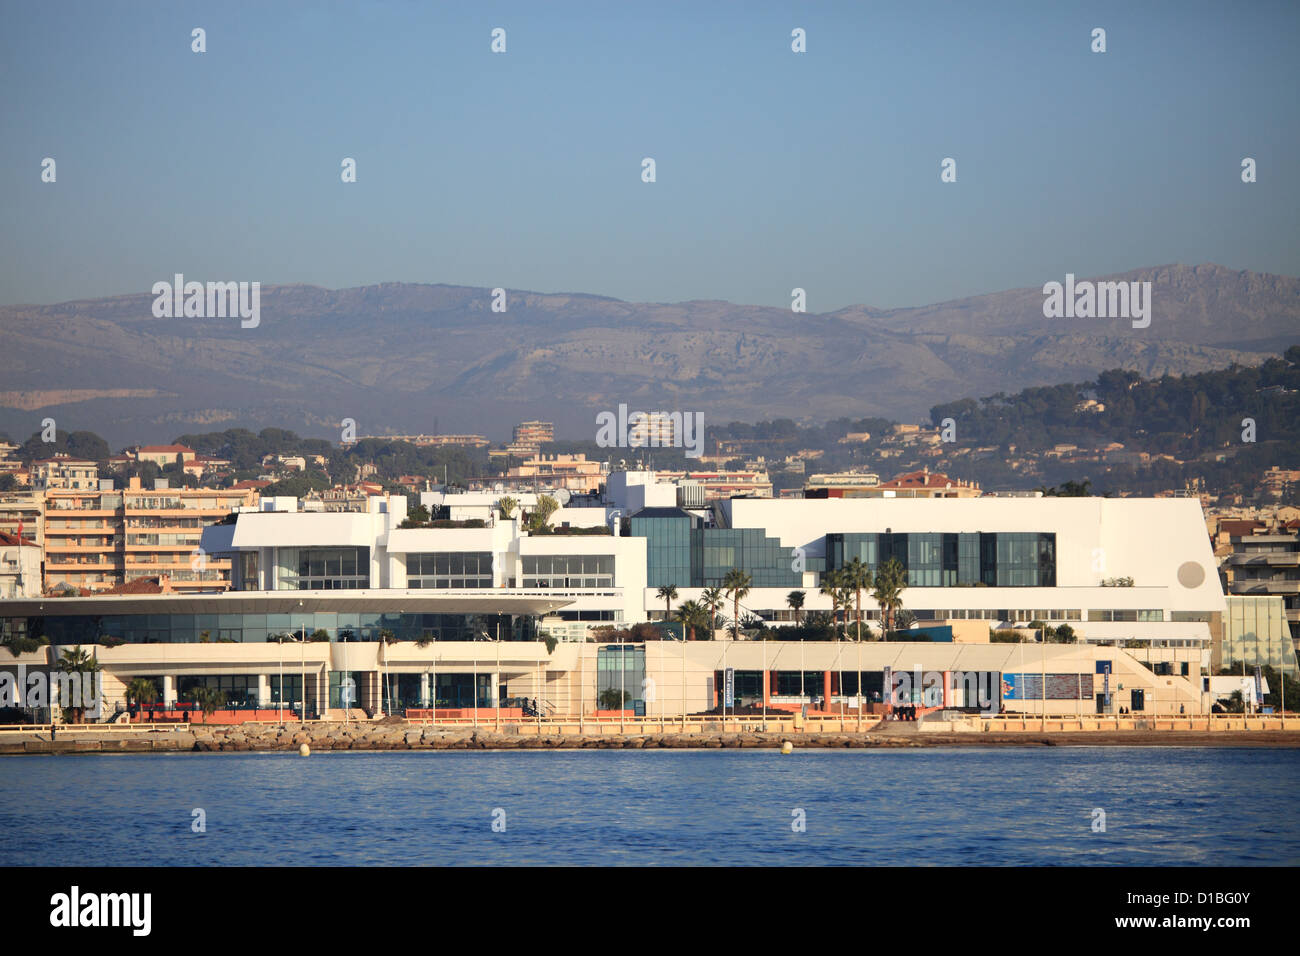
top-left (2, 721), bottom-right (926, 754)
top-left (5, 722), bottom-right (1299, 755)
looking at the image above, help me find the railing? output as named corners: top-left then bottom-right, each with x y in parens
top-left (0, 722), bottom-right (190, 734)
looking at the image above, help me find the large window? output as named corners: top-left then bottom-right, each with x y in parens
top-left (596, 644), bottom-right (645, 713)
top-left (1087, 609), bottom-right (1164, 623)
top-left (827, 532), bottom-right (1055, 587)
top-left (178, 674), bottom-right (259, 706)
top-left (408, 552), bottom-right (493, 589)
top-left (522, 554), bottom-right (614, 588)
top-left (277, 547), bottom-right (369, 590)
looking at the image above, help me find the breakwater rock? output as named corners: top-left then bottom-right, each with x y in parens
top-left (187, 723), bottom-right (927, 752)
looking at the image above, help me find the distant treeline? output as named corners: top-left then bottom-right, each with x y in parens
top-left (3, 347), bottom-right (1296, 502)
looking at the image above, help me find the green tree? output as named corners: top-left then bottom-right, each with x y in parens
top-left (497, 496), bottom-right (518, 520)
top-left (700, 586), bottom-right (724, 640)
top-left (598, 688), bottom-right (630, 710)
top-left (674, 600), bottom-right (705, 641)
top-left (125, 677), bottom-right (158, 718)
top-left (55, 645), bottom-right (100, 723)
top-left (820, 568), bottom-right (845, 632)
top-left (188, 685), bottom-right (225, 723)
top-left (656, 585), bottom-right (679, 623)
top-left (786, 590), bottom-right (806, 626)
top-left (723, 569), bottom-right (752, 641)
top-left (2, 632), bottom-right (48, 657)
top-left (526, 495), bottom-right (559, 533)
top-left (871, 558), bottom-right (907, 638)
top-left (843, 557), bottom-right (873, 641)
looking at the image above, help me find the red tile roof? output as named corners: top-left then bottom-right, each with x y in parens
top-left (0, 531), bottom-right (38, 547)
top-left (878, 469), bottom-right (974, 489)
top-left (97, 577), bottom-right (169, 595)
top-left (1221, 519), bottom-right (1265, 537)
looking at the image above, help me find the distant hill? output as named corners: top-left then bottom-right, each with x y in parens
top-left (1, 263), bottom-right (1296, 447)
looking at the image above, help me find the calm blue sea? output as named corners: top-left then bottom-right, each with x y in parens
top-left (2, 747), bottom-right (1297, 866)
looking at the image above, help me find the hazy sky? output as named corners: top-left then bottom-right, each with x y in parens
top-left (2, 0), bottom-right (1297, 311)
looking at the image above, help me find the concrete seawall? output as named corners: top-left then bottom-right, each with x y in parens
top-left (4, 721), bottom-right (1300, 754)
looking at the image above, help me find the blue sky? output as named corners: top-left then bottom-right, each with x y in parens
top-left (1, 0), bottom-right (1297, 310)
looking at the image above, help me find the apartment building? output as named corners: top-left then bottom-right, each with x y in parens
top-left (502, 454), bottom-right (606, 494)
top-left (0, 531), bottom-right (40, 599)
top-left (42, 478), bottom-right (258, 593)
top-left (0, 492), bottom-right (44, 548)
top-left (134, 444), bottom-right (197, 468)
top-left (654, 470), bottom-right (774, 501)
top-left (30, 455), bottom-right (99, 491)
top-left (1219, 521), bottom-right (1300, 648)
top-left (512, 421), bottom-right (554, 446)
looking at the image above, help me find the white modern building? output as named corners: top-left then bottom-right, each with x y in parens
top-left (0, 475), bottom-right (1228, 719)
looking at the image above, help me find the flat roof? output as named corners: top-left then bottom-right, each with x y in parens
top-left (0, 590), bottom-right (574, 617)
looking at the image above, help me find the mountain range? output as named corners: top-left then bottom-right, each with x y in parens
top-left (1, 263), bottom-right (1297, 448)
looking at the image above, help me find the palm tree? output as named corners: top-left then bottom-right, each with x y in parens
top-left (871, 557), bottom-right (908, 638)
top-left (125, 677), bottom-right (158, 719)
top-left (656, 585), bottom-right (678, 623)
top-left (188, 685), bottom-right (225, 724)
top-left (496, 495), bottom-right (518, 520)
top-left (843, 558), bottom-right (873, 642)
top-left (55, 645), bottom-right (100, 723)
top-left (820, 568), bottom-right (845, 632)
top-left (786, 590), bottom-right (806, 627)
top-left (674, 600), bottom-right (704, 641)
top-left (700, 586), bottom-right (725, 640)
top-left (836, 584), bottom-right (855, 641)
top-left (722, 569), bottom-right (752, 641)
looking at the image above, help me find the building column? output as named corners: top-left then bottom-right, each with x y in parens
top-left (419, 673), bottom-right (430, 707)
top-left (490, 671), bottom-right (499, 709)
top-left (256, 674), bottom-right (270, 707)
top-left (162, 675), bottom-right (176, 708)
top-left (765, 670), bottom-right (774, 707)
top-left (822, 669), bottom-right (831, 709)
top-left (358, 671), bottom-right (380, 713)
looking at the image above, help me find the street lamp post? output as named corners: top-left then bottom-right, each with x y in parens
top-left (299, 625), bottom-right (305, 722)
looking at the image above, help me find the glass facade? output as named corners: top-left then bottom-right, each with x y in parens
top-left (629, 510), bottom-right (815, 589)
top-left (521, 555), bottom-right (614, 588)
top-left (407, 552), bottom-right (493, 589)
top-left (276, 547), bottom-right (370, 590)
top-left (630, 511), bottom-right (695, 589)
top-left (17, 611), bottom-right (537, 645)
top-left (1222, 595), bottom-right (1299, 670)
top-left (827, 532), bottom-right (1056, 587)
top-left (178, 674), bottom-right (259, 706)
top-left (596, 644), bottom-right (646, 714)
top-left (434, 673), bottom-right (494, 708)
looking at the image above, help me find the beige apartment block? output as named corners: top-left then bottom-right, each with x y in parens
top-left (43, 478), bottom-right (257, 593)
top-left (0, 492), bottom-right (44, 547)
top-left (31, 455), bottom-right (99, 491)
